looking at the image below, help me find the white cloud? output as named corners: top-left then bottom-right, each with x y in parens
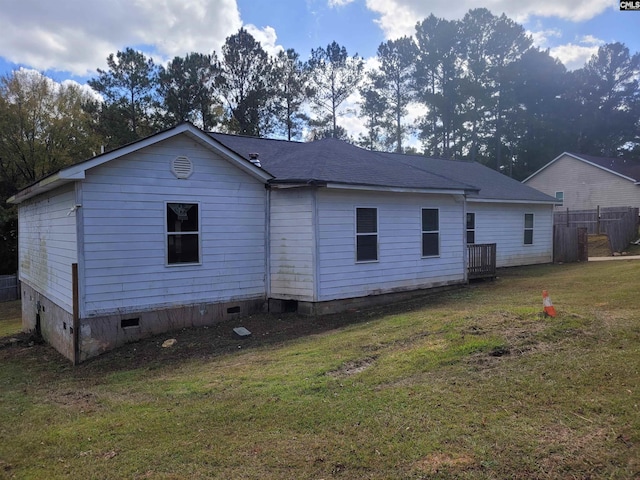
top-left (549, 43), bottom-right (599, 70)
top-left (328, 0), bottom-right (356, 6)
top-left (0, 0), bottom-right (244, 76)
top-left (530, 29), bottom-right (604, 70)
top-left (528, 28), bottom-right (562, 49)
top-left (244, 25), bottom-right (284, 57)
top-left (364, 0), bottom-right (614, 40)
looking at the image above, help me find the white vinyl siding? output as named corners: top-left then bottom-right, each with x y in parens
top-left (269, 189), bottom-right (316, 301)
top-left (525, 154), bottom-right (640, 211)
top-left (18, 184), bottom-right (77, 313)
top-left (80, 135), bottom-right (266, 317)
top-left (469, 202), bottom-right (553, 267)
top-left (315, 190), bottom-right (465, 302)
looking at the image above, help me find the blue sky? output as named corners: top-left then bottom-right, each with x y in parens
top-left (0, 0), bottom-right (637, 84)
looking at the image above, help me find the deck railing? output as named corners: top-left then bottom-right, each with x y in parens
top-left (467, 243), bottom-right (496, 280)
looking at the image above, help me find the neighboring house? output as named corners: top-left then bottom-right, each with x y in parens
top-left (523, 152), bottom-right (640, 211)
top-left (8, 123), bottom-right (556, 362)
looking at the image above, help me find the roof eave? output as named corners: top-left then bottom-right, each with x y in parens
top-left (469, 197), bottom-right (557, 205)
top-left (325, 182), bottom-right (472, 195)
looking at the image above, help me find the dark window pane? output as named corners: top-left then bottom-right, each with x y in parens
top-left (422, 209), bottom-right (438, 232)
top-left (524, 229), bottom-right (533, 245)
top-left (167, 204), bottom-right (198, 232)
top-left (422, 232), bottom-right (439, 256)
top-left (357, 235), bottom-right (377, 261)
top-left (466, 212), bottom-right (475, 230)
top-left (524, 213), bottom-right (533, 229)
top-left (168, 234), bottom-right (199, 263)
top-left (467, 230), bottom-right (475, 244)
top-left (357, 208), bottom-right (377, 233)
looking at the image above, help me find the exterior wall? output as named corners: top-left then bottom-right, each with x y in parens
top-left (18, 183), bottom-right (77, 313)
top-left (78, 297), bottom-right (264, 361)
top-left (315, 189), bottom-right (466, 302)
top-left (525, 155), bottom-right (640, 211)
top-left (468, 202), bottom-right (553, 267)
top-left (269, 189), bottom-right (316, 301)
top-left (79, 134), bottom-right (267, 318)
top-left (21, 282), bottom-right (75, 361)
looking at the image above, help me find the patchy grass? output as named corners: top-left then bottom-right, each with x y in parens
top-left (1, 261), bottom-right (639, 479)
top-left (0, 300), bottom-right (21, 338)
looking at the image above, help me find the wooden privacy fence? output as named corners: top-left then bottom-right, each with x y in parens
top-left (554, 226), bottom-right (588, 263)
top-left (0, 274), bottom-right (20, 302)
top-left (467, 243), bottom-right (496, 280)
top-left (554, 206), bottom-right (639, 254)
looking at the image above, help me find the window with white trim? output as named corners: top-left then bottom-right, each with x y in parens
top-left (422, 208), bottom-right (439, 257)
top-left (167, 203), bottom-right (200, 264)
top-left (555, 191), bottom-right (564, 206)
top-left (466, 212), bottom-right (475, 244)
top-left (356, 207), bottom-right (378, 262)
top-left (524, 213), bottom-right (534, 245)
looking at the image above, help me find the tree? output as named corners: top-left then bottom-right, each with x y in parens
top-left (219, 28), bottom-right (274, 137)
top-left (0, 70), bottom-right (101, 273)
top-left (458, 9), bottom-right (532, 169)
top-left (0, 70), bottom-right (101, 186)
top-left (414, 15), bottom-right (462, 158)
top-left (271, 49), bottom-right (312, 141)
top-left (373, 37), bottom-right (417, 152)
top-left (565, 43), bottom-right (640, 157)
top-left (501, 47), bottom-right (569, 179)
top-left (357, 79), bottom-right (388, 151)
top-left (88, 48), bottom-right (159, 148)
top-left (308, 41), bottom-right (363, 138)
top-left (157, 52), bottom-right (223, 130)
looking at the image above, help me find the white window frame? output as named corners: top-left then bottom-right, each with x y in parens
top-left (466, 212), bottom-right (475, 244)
top-left (555, 191), bottom-right (564, 206)
top-left (355, 207), bottom-right (378, 263)
top-left (524, 213), bottom-right (534, 246)
top-left (421, 208), bottom-right (440, 257)
top-left (165, 201), bottom-right (201, 266)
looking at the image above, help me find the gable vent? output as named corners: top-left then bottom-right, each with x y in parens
top-left (171, 156), bottom-right (193, 179)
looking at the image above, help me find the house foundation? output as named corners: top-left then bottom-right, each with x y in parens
top-left (21, 280), bottom-right (266, 363)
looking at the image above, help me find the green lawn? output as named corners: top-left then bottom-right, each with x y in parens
top-left (0, 300), bottom-right (21, 338)
top-left (1, 261), bottom-right (639, 479)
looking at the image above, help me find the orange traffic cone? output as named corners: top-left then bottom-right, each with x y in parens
top-left (542, 290), bottom-right (556, 317)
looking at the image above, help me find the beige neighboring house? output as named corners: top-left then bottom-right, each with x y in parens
top-left (523, 152), bottom-right (640, 211)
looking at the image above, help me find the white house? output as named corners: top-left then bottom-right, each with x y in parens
top-left (523, 152), bottom-right (640, 211)
top-left (9, 123), bottom-right (556, 362)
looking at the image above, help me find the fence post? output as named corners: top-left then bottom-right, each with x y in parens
top-left (596, 205), bottom-right (600, 235)
top-left (566, 207), bottom-right (569, 227)
top-left (72, 263), bottom-right (79, 366)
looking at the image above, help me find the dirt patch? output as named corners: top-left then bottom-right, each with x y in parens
top-left (588, 234), bottom-right (611, 257)
top-left (413, 452), bottom-right (476, 474)
top-left (326, 356), bottom-right (377, 378)
top-left (0, 290), bottom-right (453, 372)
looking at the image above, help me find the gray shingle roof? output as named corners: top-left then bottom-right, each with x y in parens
top-left (210, 133), bottom-right (556, 203)
top-left (210, 133), bottom-right (475, 192)
top-left (381, 152), bottom-right (558, 203)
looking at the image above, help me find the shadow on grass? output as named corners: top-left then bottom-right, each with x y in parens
top-left (1, 264), bottom-right (566, 378)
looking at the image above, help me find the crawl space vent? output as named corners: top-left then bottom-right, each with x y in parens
top-left (171, 156), bottom-right (193, 179)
